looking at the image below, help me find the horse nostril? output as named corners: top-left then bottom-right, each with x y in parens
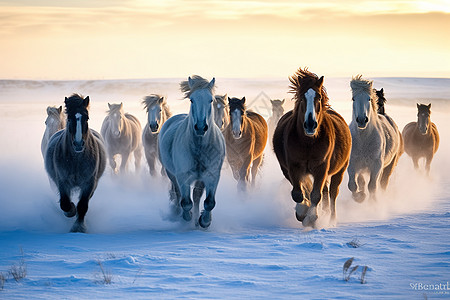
top-left (204, 124), bottom-right (208, 132)
top-left (313, 122), bottom-right (318, 129)
top-left (365, 117), bottom-right (368, 123)
top-left (194, 124), bottom-right (199, 131)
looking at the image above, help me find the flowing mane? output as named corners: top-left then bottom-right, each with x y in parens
top-left (289, 67), bottom-right (330, 109)
top-left (180, 75), bottom-right (216, 99)
top-left (350, 75), bottom-right (377, 111)
top-left (142, 94), bottom-right (172, 116)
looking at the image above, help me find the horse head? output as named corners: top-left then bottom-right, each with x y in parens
top-left (108, 103), bottom-right (124, 137)
top-left (213, 94), bottom-right (228, 130)
top-left (185, 77), bottom-right (215, 136)
top-left (351, 75), bottom-right (375, 129)
top-left (65, 94), bottom-right (90, 153)
top-left (45, 105), bottom-right (65, 131)
top-left (417, 103), bottom-right (431, 134)
top-left (270, 99), bottom-right (285, 120)
top-left (375, 88), bottom-right (386, 115)
top-left (143, 95), bottom-right (165, 133)
top-left (228, 97), bottom-right (246, 139)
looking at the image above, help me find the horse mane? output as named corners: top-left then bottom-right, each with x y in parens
top-left (65, 93), bottom-right (89, 116)
top-left (180, 75), bottom-right (215, 99)
top-left (142, 94), bottom-right (172, 117)
top-left (289, 67), bottom-right (330, 109)
top-left (215, 94), bottom-right (227, 106)
top-left (350, 75), bottom-right (377, 111)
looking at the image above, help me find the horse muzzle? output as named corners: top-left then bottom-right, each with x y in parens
top-left (194, 123), bottom-right (208, 136)
top-left (303, 115), bottom-right (318, 136)
top-left (356, 116), bottom-right (368, 129)
top-left (232, 130), bottom-right (242, 139)
top-left (73, 140), bottom-right (85, 153)
top-left (150, 123), bottom-right (159, 133)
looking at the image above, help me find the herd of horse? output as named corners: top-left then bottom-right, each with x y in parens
top-left (41, 69), bottom-right (440, 232)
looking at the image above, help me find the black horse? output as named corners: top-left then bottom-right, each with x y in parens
top-left (45, 94), bottom-right (106, 233)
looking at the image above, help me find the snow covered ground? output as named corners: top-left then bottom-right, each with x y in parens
top-left (0, 77), bottom-right (449, 299)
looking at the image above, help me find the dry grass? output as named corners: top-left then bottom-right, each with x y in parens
top-left (343, 257), bottom-right (369, 284)
top-left (9, 248), bottom-right (27, 282)
top-left (0, 272), bottom-right (5, 290)
top-left (96, 260), bottom-right (113, 284)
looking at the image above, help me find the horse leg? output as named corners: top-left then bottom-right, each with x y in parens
top-left (238, 157), bottom-right (252, 192)
top-left (198, 177), bottom-right (219, 229)
top-left (425, 154), bottom-right (433, 175)
top-left (133, 146), bottom-right (142, 173)
top-left (193, 181), bottom-right (205, 226)
top-left (321, 180), bottom-right (330, 215)
top-left (288, 165), bottom-right (305, 203)
top-left (70, 182), bottom-right (95, 233)
top-left (166, 170), bottom-right (181, 217)
top-left (368, 160), bottom-right (382, 201)
top-left (380, 156), bottom-right (397, 190)
top-left (412, 156), bottom-right (419, 170)
top-left (179, 179), bottom-right (193, 222)
top-left (109, 154), bottom-right (118, 174)
top-left (250, 155), bottom-right (263, 188)
top-left (59, 186), bottom-right (76, 218)
top-left (303, 166), bottom-right (327, 228)
top-left (147, 155), bottom-right (157, 176)
top-left (120, 151), bottom-right (131, 174)
top-left (329, 167), bottom-right (347, 224)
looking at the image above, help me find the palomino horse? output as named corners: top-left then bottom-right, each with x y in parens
top-left (267, 99), bottom-right (285, 137)
top-left (158, 76), bottom-right (226, 228)
top-left (375, 88), bottom-right (386, 115)
top-left (142, 94), bottom-right (172, 176)
top-left (273, 68), bottom-right (351, 227)
top-left (224, 97), bottom-right (268, 191)
top-left (402, 103), bottom-right (439, 174)
top-left (348, 75), bottom-right (403, 202)
top-left (101, 103), bottom-right (142, 174)
top-left (45, 94), bottom-right (106, 233)
top-left (213, 94), bottom-right (229, 131)
top-left (41, 105), bottom-right (65, 158)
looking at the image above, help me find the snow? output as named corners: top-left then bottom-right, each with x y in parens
top-left (0, 78), bottom-right (449, 299)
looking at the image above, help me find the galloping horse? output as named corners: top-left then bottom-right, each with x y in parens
top-left (224, 97), bottom-right (268, 191)
top-left (267, 99), bottom-right (285, 137)
top-left (101, 103), bottom-right (142, 174)
top-left (45, 94), bottom-right (106, 233)
top-left (142, 94), bottom-right (172, 176)
top-left (402, 103), bottom-right (439, 174)
top-left (41, 105), bottom-right (65, 158)
top-left (375, 88), bottom-right (386, 115)
top-left (158, 76), bottom-right (226, 228)
top-left (273, 68), bottom-right (351, 227)
top-left (213, 94), bottom-right (229, 131)
top-left (348, 75), bottom-right (403, 202)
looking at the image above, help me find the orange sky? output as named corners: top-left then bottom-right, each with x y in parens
top-left (0, 0), bottom-right (449, 79)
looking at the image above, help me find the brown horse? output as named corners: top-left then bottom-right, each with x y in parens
top-left (402, 103), bottom-right (439, 174)
top-left (273, 68), bottom-right (352, 227)
top-left (224, 97), bottom-right (268, 191)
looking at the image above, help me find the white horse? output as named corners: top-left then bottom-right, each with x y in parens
top-left (101, 103), bottom-right (142, 174)
top-left (348, 75), bottom-right (403, 202)
top-left (213, 94), bottom-right (229, 131)
top-left (267, 99), bottom-right (285, 137)
top-left (158, 76), bottom-right (226, 228)
top-left (142, 94), bottom-right (172, 176)
top-left (41, 106), bottom-right (65, 158)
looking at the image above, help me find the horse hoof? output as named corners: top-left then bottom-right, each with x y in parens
top-left (70, 221), bottom-right (86, 233)
top-left (295, 202), bottom-right (309, 222)
top-left (295, 211), bottom-right (305, 222)
top-left (353, 191), bottom-right (366, 203)
top-left (302, 215), bottom-right (317, 228)
top-left (64, 203), bottom-right (76, 218)
top-left (182, 210), bottom-right (192, 222)
top-left (198, 213), bottom-right (211, 229)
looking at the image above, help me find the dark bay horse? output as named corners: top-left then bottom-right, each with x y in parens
top-left (402, 103), bottom-right (439, 174)
top-left (273, 68), bottom-right (351, 227)
top-left (224, 97), bottom-right (268, 191)
top-left (45, 94), bottom-right (106, 233)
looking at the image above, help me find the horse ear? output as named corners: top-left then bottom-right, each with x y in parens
top-left (64, 97), bottom-right (68, 105)
top-left (241, 97), bottom-right (246, 104)
top-left (188, 77), bottom-right (193, 88)
top-left (58, 106), bottom-right (63, 113)
top-left (417, 103), bottom-right (420, 109)
top-left (120, 102), bottom-right (123, 109)
top-left (428, 103), bottom-right (431, 109)
top-left (380, 88), bottom-right (384, 94)
top-left (159, 96), bottom-right (165, 103)
top-left (270, 100), bottom-right (274, 104)
top-left (108, 103), bottom-right (111, 109)
top-left (46, 106), bottom-right (51, 114)
top-left (317, 76), bottom-right (324, 88)
top-left (208, 78), bottom-right (215, 90)
top-left (281, 99), bottom-right (285, 105)
top-left (83, 96), bottom-right (90, 107)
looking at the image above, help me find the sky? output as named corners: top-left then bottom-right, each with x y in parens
top-left (0, 0), bottom-right (449, 79)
